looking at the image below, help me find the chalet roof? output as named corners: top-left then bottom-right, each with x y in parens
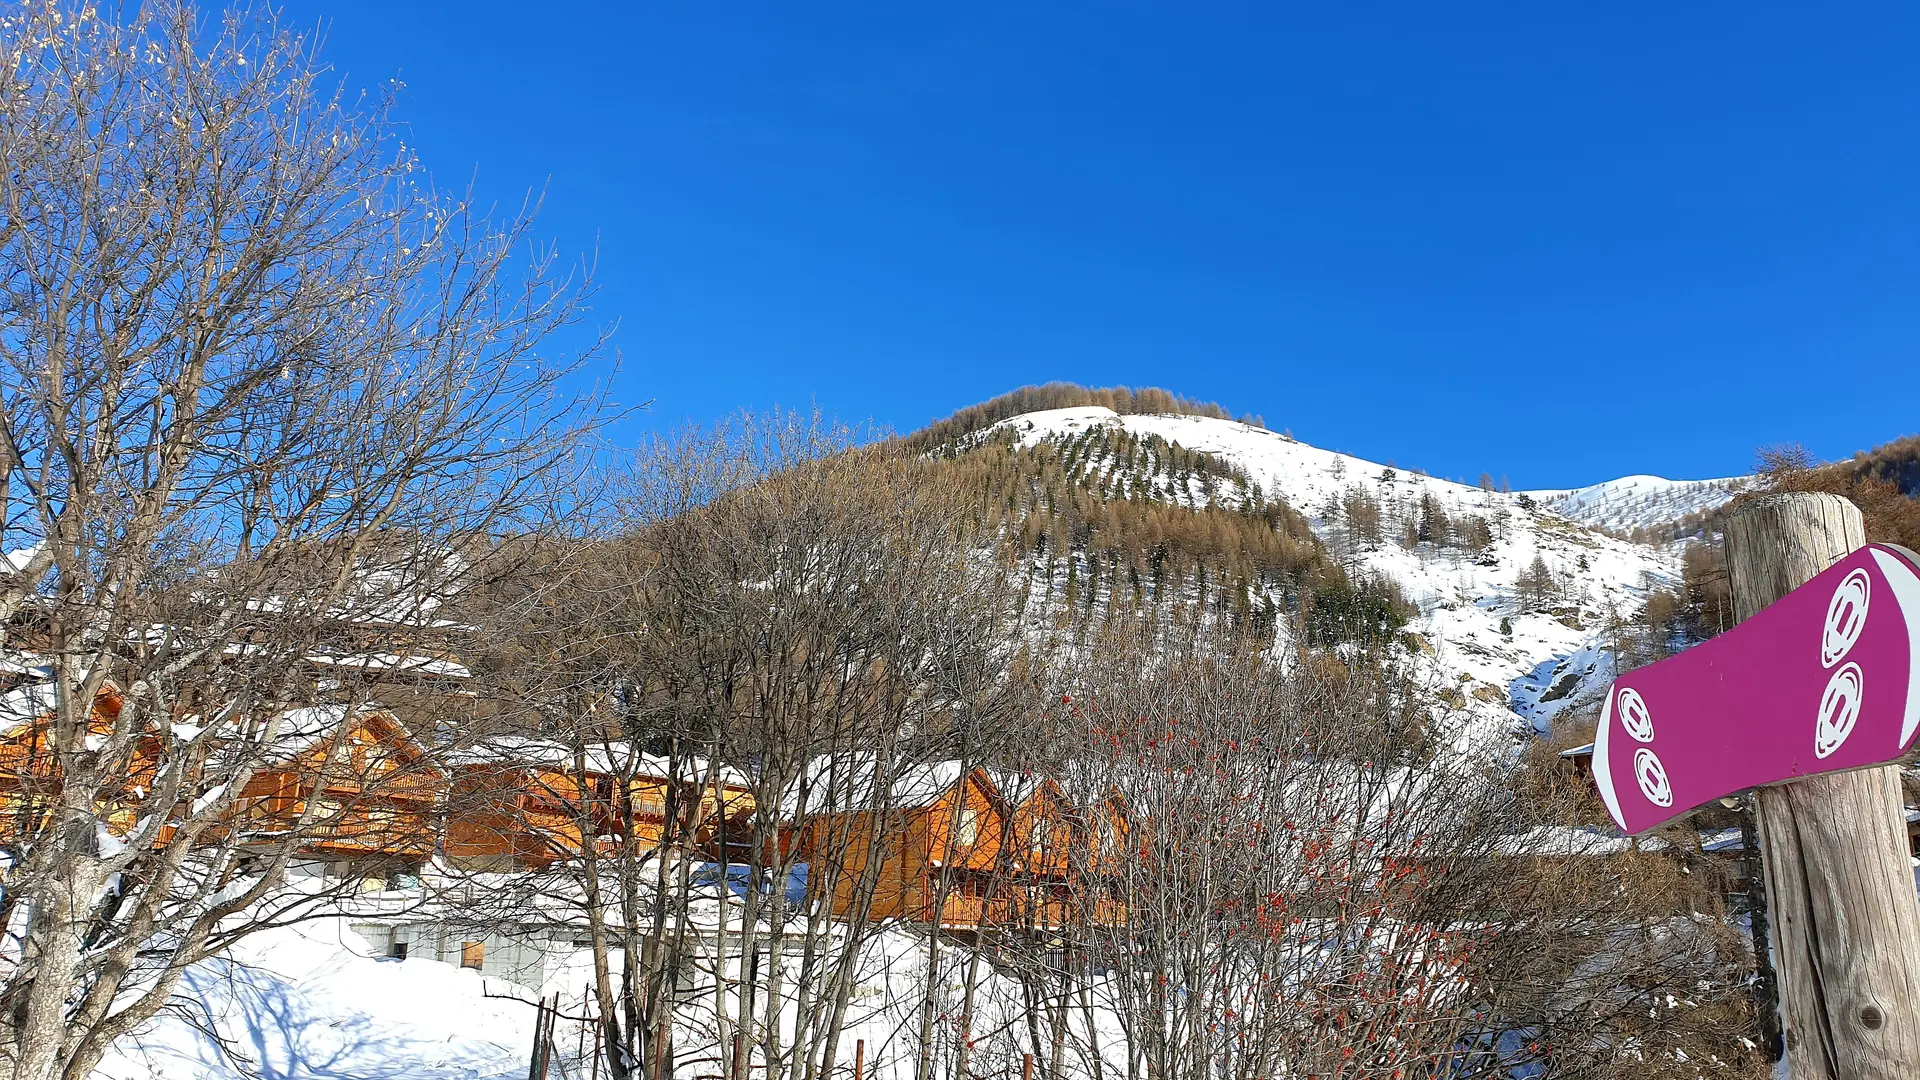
top-left (781, 756), bottom-right (991, 817)
top-left (1558, 743), bottom-right (1596, 759)
top-left (982, 767), bottom-right (1052, 806)
top-left (0, 681), bottom-right (56, 736)
top-left (0, 678), bottom-right (131, 739)
top-left (247, 702), bottom-right (440, 774)
top-left (444, 735), bottom-right (613, 773)
top-left (444, 737), bottom-right (749, 788)
top-left (257, 703), bottom-right (357, 761)
top-left (0, 652), bottom-right (48, 678)
top-left (235, 546), bottom-right (476, 631)
top-left (303, 652), bottom-right (472, 679)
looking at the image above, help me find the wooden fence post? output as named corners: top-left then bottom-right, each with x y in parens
top-left (1725, 492), bottom-right (1920, 1079)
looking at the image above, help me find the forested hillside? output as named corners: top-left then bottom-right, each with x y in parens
top-left (904, 383), bottom-right (1260, 451)
top-left (923, 418), bottom-right (1412, 649)
top-left (910, 387), bottom-right (1689, 754)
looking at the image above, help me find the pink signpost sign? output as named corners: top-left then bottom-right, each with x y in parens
top-left (1594, 542), bottom-right (1920, 835)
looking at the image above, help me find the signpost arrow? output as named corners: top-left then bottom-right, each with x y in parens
top-left (1594, 493), bottom-right (1920, 1080)
top-left (1593, 541), bottom-right (1920, 835)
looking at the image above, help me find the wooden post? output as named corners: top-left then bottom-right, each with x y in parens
top-left (854, 1039), bottom-right (865, 1080)
top-left (1725, 493), bottom-right (1920, 1079)
top-left (528, 995), bottom-right (549, 1080)
top-left (1021, 1053), bottom-right (1034, 1080)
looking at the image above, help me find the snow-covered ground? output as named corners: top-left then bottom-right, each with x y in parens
top-left (987, 406), bottom-right (1693, 745)
top-left (98, 907), bottom-right (1122, 1080)
top-left (95, 920), bottom-right (541, 1080)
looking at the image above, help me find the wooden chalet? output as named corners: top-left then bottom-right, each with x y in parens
top-left (0, 681), bottom-right (155, 842)
top-left (792, 760), bottom-right (1007, 928)
top-left (989, 771), bottom-right (1086, 932)
top-left (444, 739), bottom-right (754, 871)
top-left (230, 703), bottom-right (445, 873)
top-left (684, 762), bottom-right (757, 860)
top-left (614, 751), bottom-right (756, 863)
top-left (444, 739), bottom-right (617, 870)
top-left (1074, 785), bottom-right (1134, 928)
top-left (792, 761), bottom-right (1132, 933)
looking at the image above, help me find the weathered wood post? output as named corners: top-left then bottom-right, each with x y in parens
top-left (1725, 492), bottom-right (1920, 1079)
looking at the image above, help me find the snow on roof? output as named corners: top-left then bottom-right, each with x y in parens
top-left (253, 703), bottom-right (359, 763)
top-left (1491, 825), bottom-right (1670, 858)
top-left (781, 755), bottom-right (978, 817)
top-left (444, 737), bottom-right (749, 788)
top-left (1698, 827), bottom-right (1745, 855)
top-left (1557, 743), bottom-right (1595, 759)
top-left (304, 652), bottom-right (473, 679)
top-left (0, 652), bottom-right (50, 677)
top-left (445, 736), bottom-right (620, 774)
top-left (0, 681), bottom-right (56, 736)
top-left (981, 767), bottom-right (1051, 806)
top-left (238, 548), bottom-right (475, 630)
top-left (3, 544), bottom-right (43, 572)
top-left (237, 703), bottom-right (439, 774)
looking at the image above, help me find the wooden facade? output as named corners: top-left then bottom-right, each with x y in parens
top-left (232, 706), bottom-right (444, 864)
top-left (444, 755), bottom-right (616, 871)
top-left (445, 744), bottom-right (758, 872)
top-left (795, 764), bottom-right (1131, 933)
top-left (0, 685), bottom-right (155, 842)
top-left (795, 764), bottom-right (1005, 927)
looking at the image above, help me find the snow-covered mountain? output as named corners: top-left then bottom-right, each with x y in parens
top-left (1522, 474), bottom-right (1749, 534)
top-left (979, 406), bottom-right (1705, 747)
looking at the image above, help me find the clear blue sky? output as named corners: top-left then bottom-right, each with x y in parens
top-left (280, 1), bottom-right (1919, 488)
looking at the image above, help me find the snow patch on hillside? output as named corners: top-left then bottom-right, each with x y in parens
top-left (1524, 475), bottom-right (1748, 534)
top-left (1510, 641), bottom-right (1619, 732)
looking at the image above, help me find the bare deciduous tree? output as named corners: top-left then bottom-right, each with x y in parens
top-left (465, 415), bottom-right (1033, 1080)
top-left (0, 3), bottom-right (600, 1076)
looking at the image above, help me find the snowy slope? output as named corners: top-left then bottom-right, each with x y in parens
top-left (1523, 474), bottom-right (1748, 534)
top-left (95, 920), bottom-right (540, 1080)
top-left (986, 407), bottom-right (1681, 746)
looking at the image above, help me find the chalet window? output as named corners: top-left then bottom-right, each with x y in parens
top-left (311, 796), bottom-right (344, 834)
top-left (956, 807), bottom-right (980, 848)
top-left (460, 940), bottom-right (485, 970)
top-left (1029, 820), bottom-right (1047, 856)
top-left (388, 941), bottom-right (408, 960)
top-left (634, 786), bottom-right (666, 817)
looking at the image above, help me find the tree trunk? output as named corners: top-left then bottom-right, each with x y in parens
top-left (1724, 492), bottom-right (1920, 1079)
